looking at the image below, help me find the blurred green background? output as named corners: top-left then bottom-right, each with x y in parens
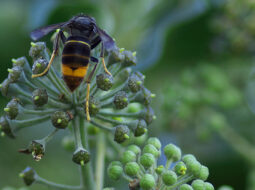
top-left (1, 0), bottom-right (255, 189)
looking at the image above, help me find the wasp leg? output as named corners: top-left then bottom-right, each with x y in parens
top-left (32, 30), bottom-right (65, 78)
top-left (90, 56), bottom-right (99, 63)
top-left (100, 43), bottom-right (112, 76)
top-left (85, 63), bottom-right (98, 121)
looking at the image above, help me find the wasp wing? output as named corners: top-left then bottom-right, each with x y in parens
top-left (30, 22), bottom-right (67, 41)
top-left (97, 28), bottom-right (116, 51)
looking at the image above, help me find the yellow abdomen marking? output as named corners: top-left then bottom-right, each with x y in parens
top-left (62, 64), bottom-right (88, 78)
top-left (65, 40), bottom-right (90, 47)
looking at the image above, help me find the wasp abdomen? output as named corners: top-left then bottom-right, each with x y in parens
top-left (62, 36), bottom-right (91, 91)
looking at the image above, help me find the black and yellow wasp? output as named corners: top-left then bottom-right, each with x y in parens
top-left (30, 14), bottom-right (115, 121)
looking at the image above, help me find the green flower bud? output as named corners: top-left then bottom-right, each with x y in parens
top-left (61, 136), bottom-right (75, 152)
top-left (133, 87), bottom-right (152, 106)
top-left (113, 91), bottom-right (129, 109)
top-left (134, 119), bottom-right (147, 137)
top-left (0, 116), bottom-right (14, 138)
top-left (155, 165), bottom-right (164, 175)
top-left (108, 47), bottom-right (125, 66)
top-left (125, 162), bottom-right (140, 177)
top-left (32, 58), bottom-right (48, 76)
top-left (128, 73), bottom-right (143, 93)
top-left (51, 111), bottom-right (70, 129)
top-left (186, 160), bottom-right (202, 177)
top-left (107, 163), bottom-right (123, 180)
top-left (20, 167), bottom-right (36, 186)
top-left (182, 154), bottom-right (196, 163)
top-left (174, 161), bottom-right (187, 175)
top-left (134, 133), bottom-right (147, 145)
top-left (96, 73), bottom-right (114, 91)
top-left (128, 103), bottom-right (142, 113)
top-left (72, 148), bottom-right (90, 165)
top-left (147, 137), bottom-right (161, 150)
top-left (204, 182), bottom-right (214, 190)
top-left (192, 179), bottom-right (205, 190)
top-left (88, 97), bottom-right (101, 116)
top-left (12, 57), bottom-right (27, 67)
top-left (164, 144), bottom-right (181, 162)
top-left (114, 125), bottom-right (130, 143)
top-left (5, 99), bottom-right (19, 119)
top-left (180, 184), bottom-right (193, 190)
top-left (140, 153), bottom-right (155, 169)
top-left (140, 107), bottom-right (155, 125)
top-left (8, 66), bottom-right (22, 83)
top-left (143, 144), bottom-right (160, 158)
top-left (198, 166), bottom-right (209, 181)
top-left (1, 79), bottom-right (11, 97)
top-left (122, 51), bottom-right (137, 67)
top-left (162, 170), bottom-right (177, 186)
top-left (127, 145), bottom-right (141, 156)
top-left (218, 186), bottom-right (233, 190)
top-left (29, 42), bottom-right (46, 60)
top-left (87, 125), bottom-right (100, 135)
top-left (140, 174), bottom-right (155, 190)
top-left (110, 161), bottom-right (122, 167)
top-left (121, 150), bottom-right (136, 164)
top-left (32, 89), bottom-right (48, 107)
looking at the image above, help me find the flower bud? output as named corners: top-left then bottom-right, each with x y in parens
top-left (140, 153), bottom-right (155, 169)
top-left (20, 167), bottom-right (36, 186)
top-left (12, 57), bottom-right (27, 68)
top-left (140, 174), bottom-right (155, 190)
top-left (5, 99), bottom-right (19, 119)
top-left (134, 119), bottom-right (147, 137)
top-left (174, 161), bottom-right (187, 176)
top-left (1, 79), bottom-right (11, 97)
top-left (204, 182), bottom-right (214, 190)
top-left (124, 162), bottom-right (140, 177)
top-left (113, 91), bottom-right (128, 109)
top-left (128, 103), bottom-right (142, 113)
top-left (218, 185), bottom-right (233, 190)
top-left (182, 154), bottom-right (196, 163)
top-left (147, 137), bottom-right (161, 150)
top-left (192, 179), bottom-right (205, 190)
top-left (107, 163), bottom-right (123, 180)
top-left (180, 184), bottom-right (193, 190)
top-left (30, 140), bottom-right (45, 161)
top-left (51, 111), bottom-right (70, 129)
top-left (87, 125), bottom-right (100, 135)
top-left (122, 51), bottom-right (137, 67)
top-left (164, 144), bottom-right (181, 162)
top-left (128, 73), bottom-right (143, 93)
top-left (8, 66), bottom-right (22, 83)
top-left (88, 97), bottom-right (101, 116)
top-left (142, 144), bottom-right (160, 158)
top-left (61, 136), bottom-right (75, 152)
top-left (140, 107), bottom-right (156, 125)
top-left (32, 58), bottom-right (48, 76)
top-left (0, 116), bottom-right (14, 138)
top-left (29, 42), bottom-right (46, 60)
top-left (186, 160), bottom-right (202, 177)
top-left (155, 165), bottom-right (164, 175)
top-left (198, 166), bottom-right (209, 181)
top-left (121, 150), bottom-right (136, 164)
top-left (114, 125), bottom-right (130, 143)
top-left (96, 73), bottom-right (114, 91)
top-left (72, 148), bottom-right (90, 165)
top-left (133, 87), bottom-right (153, 106)
top-left (32, 89), bottom-right (48, 107)
top-left (108, 47), bottom-right (125, 66)
top-left (162, 170), bottom-right (177, 186)
top-left (127, 145), bottom-right (141, 156)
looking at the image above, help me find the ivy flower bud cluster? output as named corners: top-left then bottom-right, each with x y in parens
top-left (107, 137), bottom-right (215, 190)
top-left (0, 38), bottom-right (155, 188)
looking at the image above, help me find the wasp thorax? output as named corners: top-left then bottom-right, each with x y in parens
top-left (32, 89), bottom-right (48, 107)
top-left (51, 111), bottom-right (71, 129)
top-left (96, 73), bottom-right (114, 91)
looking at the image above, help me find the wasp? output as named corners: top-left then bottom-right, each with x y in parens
top-left (30, 14), bottom-right (115, 121)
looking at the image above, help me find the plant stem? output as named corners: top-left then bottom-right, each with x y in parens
top-left (79, 117), bottom-right (95, 190)
top-left (36, 176), bottom-right (81, 189)
top-left (95, 132), bottom-right (106, 190)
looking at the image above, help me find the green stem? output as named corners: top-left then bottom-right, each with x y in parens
top-left (90, 120), bottom-right (114, 131)
top-left (80, 117), bottom-right (95, 190)
top-left (48, 98), bottom-right (71, 109)
top-left (42, 128), bottom-right (59, 143)
top-left (95, 115), bottom-right (127, 125)
top-left (98, 111), bottom-right (140, 118)
top-left (99, 82), bottom-right (127, 101)
top-left (95, 132), bottom-right (106, 190)
top-left (21, 107), bottom-right (57, 115)
top-left (36, 176), bottom-right (81, 189)
top-left (166, 175), bottom-right (193, 190)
